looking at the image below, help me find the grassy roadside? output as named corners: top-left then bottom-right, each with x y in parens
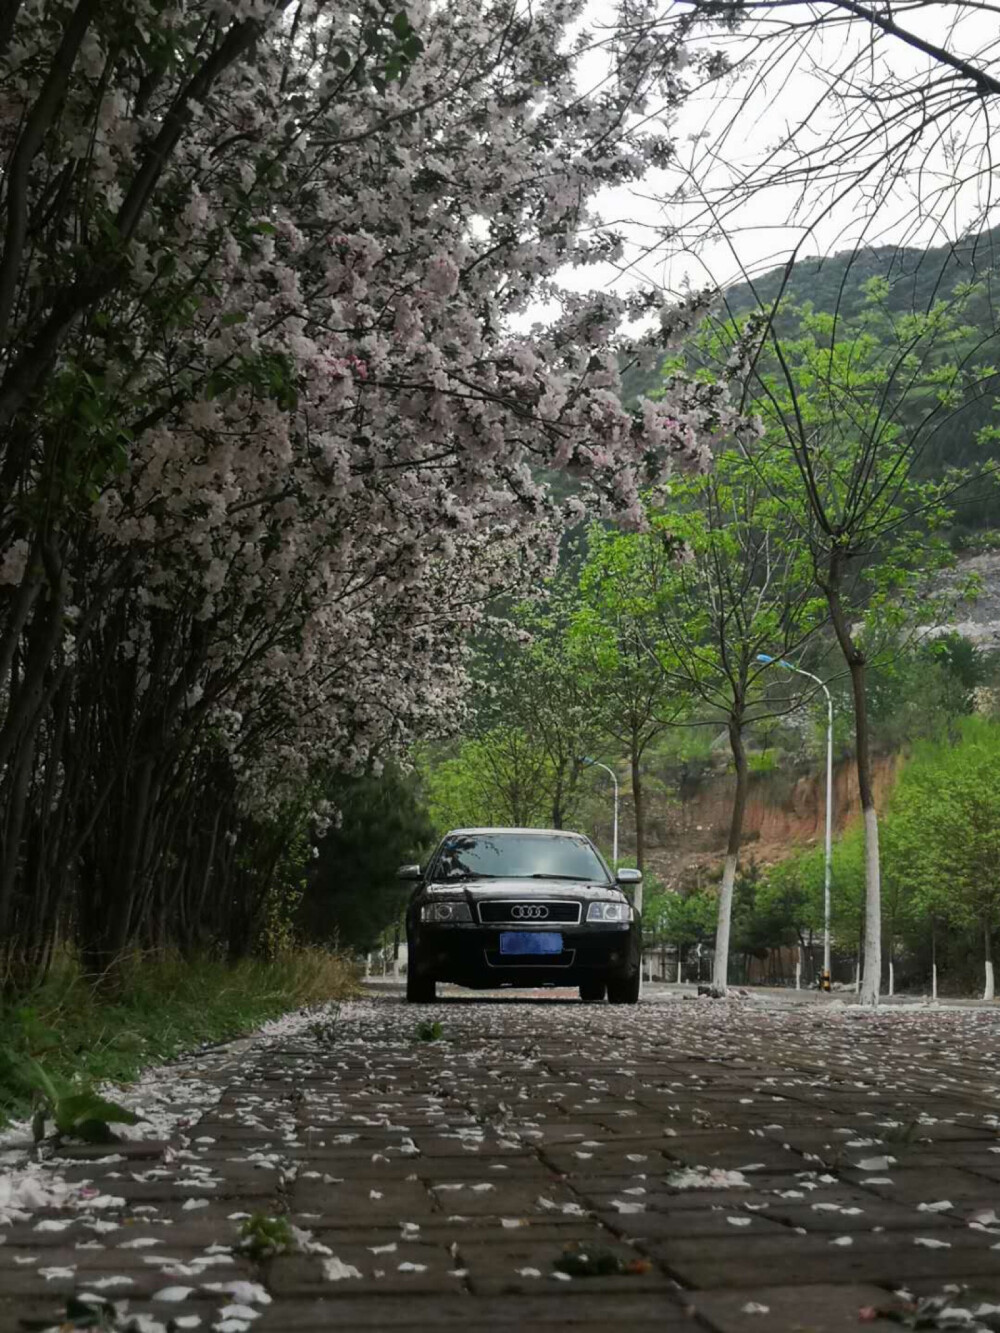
top-left (0, 948), bottom-right (358, 1128)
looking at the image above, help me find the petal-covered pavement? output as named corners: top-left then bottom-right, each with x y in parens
top-left (2, 988), bottom-right (1000, 1332)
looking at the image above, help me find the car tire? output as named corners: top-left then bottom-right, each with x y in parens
top-left (406, 970), bottom-right (437, 1003)
top-left (579, 980), bottom-right (606, 1003)
top-left (607, 970), bottom-right (640, 1005)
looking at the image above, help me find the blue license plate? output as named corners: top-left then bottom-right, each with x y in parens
top-left (500, 931), bottom-right (563, 955)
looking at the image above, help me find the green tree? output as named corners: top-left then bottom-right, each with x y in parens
top-left (579, 447), bottom-right (827, 989)
top-left (572, 537), bottom-right (682, 883)
top-left (473, 585), bottom-right (592, 830)
top-left (659, 886), bottom-right (717, 980)
top-left (738, 852), bottom-right (823, 978)
top-left (421, 730), bottom-right (553, 834)
top-left (887, 718), bottom-right (1000, 1000)
top-left (302, 765), bottom-right (435, 953)
top-left (742, 286), bottom-right (993, 1004)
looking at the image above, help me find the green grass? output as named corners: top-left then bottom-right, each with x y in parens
top-left (746, 750), bottom-right (779, 774)
top-left (0, 947), bottom-right (358, 1127)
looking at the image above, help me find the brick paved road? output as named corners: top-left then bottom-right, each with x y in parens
top-left (3, 987), bottom-right (1000, 1332)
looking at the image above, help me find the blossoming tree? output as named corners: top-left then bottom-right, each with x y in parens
top-left (0, 0), bottom-right (738, 974)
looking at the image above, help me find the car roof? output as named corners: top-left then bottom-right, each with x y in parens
top-left (444, 827), bottom-right (589, 838)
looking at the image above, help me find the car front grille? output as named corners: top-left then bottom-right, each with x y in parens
top-left (477, 900), bottom-right (581, 925)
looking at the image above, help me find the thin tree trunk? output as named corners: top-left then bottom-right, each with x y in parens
top-left (551, 763), bottom-right (565, 830)
top-left (0, 730), bottom-right (38, 941)
top-left (826, 569), bottom-right (881, 1007)
top-left (984, 917), bottom-right (994, 1002)
top-left (713, 713), bottom-right (748, 993)
top-left (931, 917), bottom-right (938, 1001)
top-left (631, 743), bottom-right (644, 873)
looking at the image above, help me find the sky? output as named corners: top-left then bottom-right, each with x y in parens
top-left (562, 1), bottom-right (1000, 309)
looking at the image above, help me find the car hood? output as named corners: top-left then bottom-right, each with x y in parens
top-left (425, 878), bottom-right (621, 900)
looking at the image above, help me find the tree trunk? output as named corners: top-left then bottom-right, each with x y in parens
top-left (931, 917), bottom-right (938, 1001)
top-left (712, 713), bottom-right (748, 993)
top-left (631, 743), bottom-right (644, 874)
top-left (887, 928), bottom-right (894, 997)
top-left (826, 569), bottom-right (881, 1007)
top-left (984, 917), bottom-right (994, 1002)
top-left (551, 763), bottom-right (565, 830)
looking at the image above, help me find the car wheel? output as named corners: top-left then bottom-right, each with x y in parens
top-left (406, 969), bottom-right (436, 1003)
top-left (607, 970), bottom-right (640, 1005)
top-left (579, 980), bottom-right (606, 1003)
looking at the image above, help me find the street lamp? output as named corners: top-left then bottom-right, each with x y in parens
top-left (757, 654), bottom-right (834, 990)
top-left (580, 756), bottom-right (618, 870)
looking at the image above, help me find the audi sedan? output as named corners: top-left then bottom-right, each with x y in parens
top-left (400, 827), bottom-right (642, 1004)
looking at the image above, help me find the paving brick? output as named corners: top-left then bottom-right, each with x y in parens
top-left (5, 988), bottom-right (1000, 1330)
top-left (686, 1282), bottom-right (908, 1332)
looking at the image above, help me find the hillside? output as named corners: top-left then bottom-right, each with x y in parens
top-left (621, 229), bottom-right (1000, 528)
top-left (624, 227), bottom-right (1000, 401)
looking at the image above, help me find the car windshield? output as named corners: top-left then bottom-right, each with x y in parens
top-left (431, 832), bottom-right (611, 884)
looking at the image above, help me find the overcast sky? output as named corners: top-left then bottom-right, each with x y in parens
top-left (562, 1), bottom-right (1000, 309)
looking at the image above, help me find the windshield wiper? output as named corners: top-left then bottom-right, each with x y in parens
top-left (527, 873), bottom-right (595, 881)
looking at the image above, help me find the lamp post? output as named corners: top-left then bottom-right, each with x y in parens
top-left (757, 654), bottom-right (834, 991)
top-left (581, 756), bottom-right (618, 870)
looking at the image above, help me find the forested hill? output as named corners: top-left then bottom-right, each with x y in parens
top-left (621, 228), bottom-right (1000, 530)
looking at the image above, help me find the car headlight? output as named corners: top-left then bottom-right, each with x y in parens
top-left (420, 902), bottom-right (473, 923)
top-left (587, 900), bottom-right (633, 923)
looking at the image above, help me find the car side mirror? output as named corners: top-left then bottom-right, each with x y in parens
top-left (615, 867), bottom-right (642, 885)
top-left (397, 864), bottom-right (422, 882)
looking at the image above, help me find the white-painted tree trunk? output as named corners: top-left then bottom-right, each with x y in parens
top-left (854, 959), bottom-right (860, 992)
top-left (795, 958), bottom-right (801, 991)
top-left (984, 960), bottom-right (995, 1002)
top-left (712, 852), bottom-right (738, 993)
top-left (888, 958), bottom-right (894, 998)
top-left (932, 962), bottom-right (938, 1002)
top-left (859, 806), bottom-right (882, 1007)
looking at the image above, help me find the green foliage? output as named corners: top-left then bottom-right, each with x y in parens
top-left (415, 1020), bottom-right (443, 1042)
top-left (24, 1058), bottom-right (140, 1144)
top-left (249, 797), bottom-right (315, 962)
top-left (889, 717), bottom-right (1000, 938)
top-left (238, 1213), bottom-right (295, 1261)
top-left (0, 949), bottom-right (356, 1127)
top-left (738, 716), bottom-right (1000, 986)
top-left (746, 751), bottom-right (779, 774)
top-left (654, 885), bottom-right (717, 946)
top-left (571, 525), bottom-right (678, 750)
top-left (302, 764), bottom-right (435, 952)
top-left (732, 857), bottom-right (816, 955)
top-left (422, 729), bottom-right (554, 833)
top-left (470, 584), bottom-right (595, 830)
top-left (742, 298), bottom-right (974, 628)
top-left (622, 232), bottom-right (1000, 531)
top-left (864, 634), bottom-right (986, 747)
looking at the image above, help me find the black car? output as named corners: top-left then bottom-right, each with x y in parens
top-left (400, 827), bottom-right (642, 1004)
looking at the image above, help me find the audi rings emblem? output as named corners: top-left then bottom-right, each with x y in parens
top-left (511, 904), bottom-right (549, 920)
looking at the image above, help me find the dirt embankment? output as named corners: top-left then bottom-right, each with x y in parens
top-left (609, 551), bottom-right (1000, 889)
top-left (614, 754), bottom-right (901, 890)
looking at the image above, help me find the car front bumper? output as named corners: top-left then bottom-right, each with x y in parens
top-left (408, 922), bottom-right (640, 988)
